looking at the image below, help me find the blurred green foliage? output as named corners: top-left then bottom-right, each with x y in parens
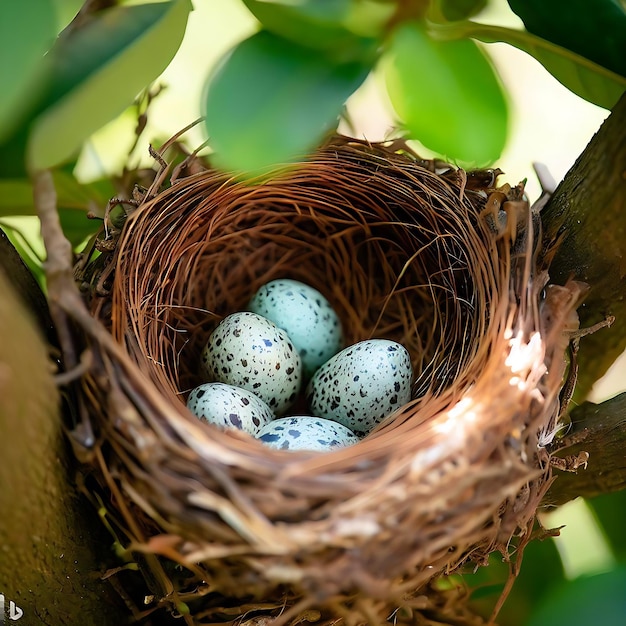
top-left (458, 495), bottom-right (626, 626)
top-left (438, 20), bottom-right (625, 110)
top-left (28, 0), bottom-right (191, 170)
top-left (0, 0), bottom-right (192, 252)
top-left (465, 536), bottom-right (565, 625)
top-left (202, 0), bottom-right (625, 173)
top-left (241, 0), bottom-right (382, 54)
top-left (383, 21), bottom-right (507, 165)
top-left (526, 565), bottom-right (626, 626)
top-left (436, 0), bottom-right (487, 22)
top-left (587, 490), bottom-right (626, 562)
top-left (0, 0), bottom-right (623, 193)
top-left (0, 1), bottom-right (190, 175)
top-left (0, 0), bottom-right (57, 142)
top-left (508, 0), bottom-right (626, 78)
top-left (204, 30), bottom-right (373, 174)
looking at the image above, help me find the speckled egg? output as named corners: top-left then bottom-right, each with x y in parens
top-left (186, 382), bottom-right (274, 435)
top-left (248, 279), bottom-right (343, 379)
top-left (256, 416), bottom-right (359, 451)
top-left (306, 339), bottom-right (412, 436)
top-left (201, 312), bottom-right (302, 415)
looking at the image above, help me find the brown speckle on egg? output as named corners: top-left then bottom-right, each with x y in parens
top-left (305, 339), bottom-right (412, 436)
top-left (201, 312), bottom-right (302, 415)
top-left (186, 382), bottom-right (274, 435)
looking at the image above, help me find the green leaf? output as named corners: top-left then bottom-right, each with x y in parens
top-left (0, 222), bottom-right (45, 288)
top-left (0, 180), bottom-right (35, 217)
top-left (203, 30), bottom-right (373, 174)
top-left (0, 0), bottom-right (57, 142)
top-left (382, 22), bottom-right (508, 165)
top-left (526, 566), bottom-right (626, 626)
top-left (0, 172), bottom-right (104, 246)
top-left (51, 0), bottom-right (85, 32)
top-left (507, 0), bottom-right (626, 78)
top-left (342, 0), bottom-right (396, 38)
top-left (241, 0), bottom-right (380, 57)
top-left (434, 22), bottom-right (626, 110)
top-left (248, 0), bottom-right (350, 24)
top-left (27, 0), bottom-right (191, 171)
top-left (435, 0), bottom-right (488, 22)
top-left (0, 171), bottom-right (114, 222)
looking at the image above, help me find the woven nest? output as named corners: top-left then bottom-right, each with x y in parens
top-left (44, 136), bottom-right (585, 624)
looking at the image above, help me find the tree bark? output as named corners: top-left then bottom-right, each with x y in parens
top-left (0, 240), bottom-right (126, 624)
top-left (0, 228), bottom-right (55, 346)
top-left (541, 91), bottom-right (626, 400)
top-left (544, 392), bottom-right (626, 506)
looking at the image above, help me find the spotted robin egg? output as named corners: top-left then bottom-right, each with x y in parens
top-left (248, 279), bottom-right (343, 379)
top-left (306, 339), bottom-right (412, 436)
top-left (256, 416), bottom-right (359, 451)
top-left (201, 312), bottom-right (302, 415)
top-left (186, 382), bottom-right (274, 435)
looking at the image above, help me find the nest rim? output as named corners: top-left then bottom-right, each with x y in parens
top-left (55, 135), bottom-right (584, 623)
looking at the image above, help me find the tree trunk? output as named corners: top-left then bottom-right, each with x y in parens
top-left (541, 91), bottom-right (626, 400)
top-left (0, 235), bottom-right (126, 625)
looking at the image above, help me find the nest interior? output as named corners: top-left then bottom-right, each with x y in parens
top-left (60, 136), bottom-right (585, 623)
top-left (101, 144), bottom-right (502, 404)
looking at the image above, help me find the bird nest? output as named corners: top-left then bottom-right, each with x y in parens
top-left (40, 135), bottom-right (585, 624)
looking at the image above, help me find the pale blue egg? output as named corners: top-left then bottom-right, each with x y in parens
top-left (201, 312), bottom-right (302, 415)
top-left (256, 416), bottom-right (359, 451)
top-left (306, 339), bottom-right (412, 436)
top-left (186, 382), bottom-right (274, 435)
top-left (248, 279), bottom-right (343, 379)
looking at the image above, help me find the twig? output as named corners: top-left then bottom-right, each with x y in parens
top-left (34, 170), bottom-right (77, 367)
top-left (34, 169), bottom-right (96, 448)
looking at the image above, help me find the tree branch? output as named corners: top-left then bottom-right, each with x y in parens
top-left (544, 392), bottom-right (626, 506)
